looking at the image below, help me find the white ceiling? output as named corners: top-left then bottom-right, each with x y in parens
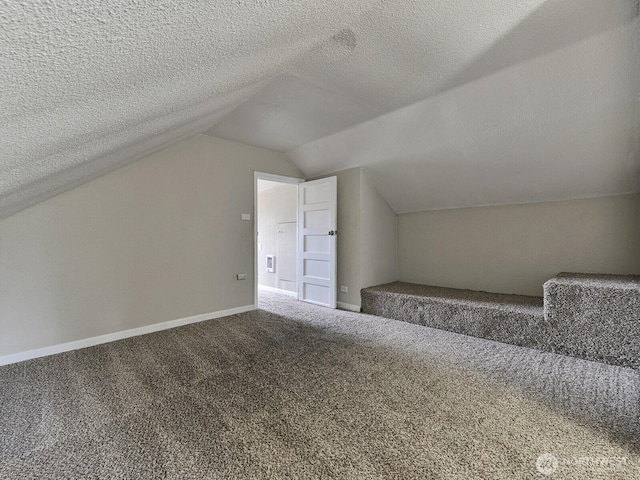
top-left (1, 0), bottom-right (639, 218)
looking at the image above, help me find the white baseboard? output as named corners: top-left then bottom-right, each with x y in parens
top-left (258, 284), bottom-right (297, 297)
top-left (0, 304), bottom-right (256, 367)
top-left (337, 301), bottom-right (361, 312)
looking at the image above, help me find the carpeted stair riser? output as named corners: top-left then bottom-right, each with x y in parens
top-left (543, 273), bottom-right (640, 369)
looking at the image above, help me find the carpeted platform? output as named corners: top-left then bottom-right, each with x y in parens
top-left (362, 276), bottom-right (640, 369)
top-left (544, 273), bottom-right (640, 369)
top-left (361, 281), bottom-right (547, 350)
top-left (1, 290), bottom-right (639, 479)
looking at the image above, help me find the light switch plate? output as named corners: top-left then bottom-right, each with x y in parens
top-left (241, 213), bottom-right (251, 221)
top-left (237, 273), bottom-right (247, 280)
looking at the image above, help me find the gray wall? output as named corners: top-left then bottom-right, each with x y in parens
top-left (0, 134), bottom-right (301, 357)
top-left (398, 194), bottom-right (640, 297)
top-left (257, 184), bottom-right (298, 292)
top-left (360, 170), bottom-right (397, 292)
top-left (334, 168), bottom-right (363, 307)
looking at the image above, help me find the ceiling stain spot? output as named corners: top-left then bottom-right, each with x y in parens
top-left (330, 28), bottom-right (357, 51)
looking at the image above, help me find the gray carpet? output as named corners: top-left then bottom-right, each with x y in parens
top-left (1, 290), bottom-right (639, 479)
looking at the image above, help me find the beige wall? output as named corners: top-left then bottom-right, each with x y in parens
top-left (334, 168), bottom-right (363, 307)
top-left (257, 184), bottom-right (298, 292)
top-left (0, 134), bottom-right (301, 357)
top-left (360, 170), bottom-right (397, 290)
top-left (398, 194), bottom-right (640, 297)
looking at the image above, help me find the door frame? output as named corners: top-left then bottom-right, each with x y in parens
top-left (254, 172), bottom-right (304, 308)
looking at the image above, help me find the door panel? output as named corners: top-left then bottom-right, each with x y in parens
top-left (304, 235), bottom-right (330, 254)
top-left (303, 283), bottom-right (331, 306)
top-left (304, 259), bottom-right (330, 279)
top-left (297, 176), bottom-right (337, 308)
top-left (304, 183), bottom-right (333, 205)
top-left (303, 209), bottom-right (330, 228)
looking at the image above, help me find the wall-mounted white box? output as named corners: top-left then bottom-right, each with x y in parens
top-left (266, 255), bottom-right (275, 273)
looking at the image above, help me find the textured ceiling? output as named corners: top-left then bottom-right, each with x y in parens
top-left (2, 0), bottom-right (639, 218)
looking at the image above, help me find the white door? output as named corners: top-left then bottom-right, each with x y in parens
top-left (297, 176), bottom-right (337, 308)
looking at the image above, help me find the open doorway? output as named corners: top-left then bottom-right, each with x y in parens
top-left (254, 172), bottom-right (338, 309)
top-left (254, 173), bottom-right (304, 306)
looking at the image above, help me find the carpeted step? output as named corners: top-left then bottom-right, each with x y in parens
top-left (361, 282), bottom-right (546, 351)
top-left (543, 273), bottom-right (640, 369)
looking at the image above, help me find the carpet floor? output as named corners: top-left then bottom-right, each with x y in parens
top-left (1, 290), bottom-right (639, 479)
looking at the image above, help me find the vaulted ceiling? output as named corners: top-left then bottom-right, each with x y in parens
top-left (2, 0), bottom-right (639, 218)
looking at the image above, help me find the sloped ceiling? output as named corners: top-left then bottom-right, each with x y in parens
top-left (2, 0), bottom-right (639, 218)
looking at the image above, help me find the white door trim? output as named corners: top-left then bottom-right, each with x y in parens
top-left (254, 172), bottom-right (304, 307)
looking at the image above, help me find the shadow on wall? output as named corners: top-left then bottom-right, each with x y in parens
top-left (445, 0), bottom-right (639, 94)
